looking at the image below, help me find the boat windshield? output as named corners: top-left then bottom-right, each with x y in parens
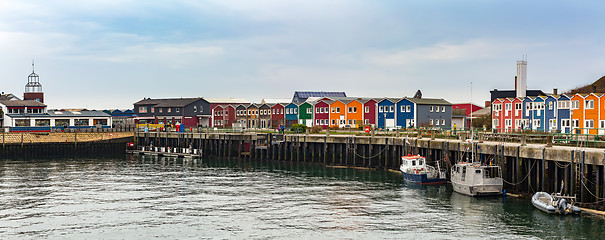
top-left (484, 167), bottom-right (501, 178)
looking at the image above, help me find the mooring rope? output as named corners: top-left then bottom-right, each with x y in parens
top-left (352, 145), bottom-right (389, 159)
top-left (579, 170), bottom-right (604, 200)
top-left (502, 159), bottom-right (536, 186)
top-left (554, 160), bottom-right (572, 169)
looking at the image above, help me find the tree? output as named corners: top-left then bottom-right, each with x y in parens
top-left (471, 113), bottom-right (492, 130)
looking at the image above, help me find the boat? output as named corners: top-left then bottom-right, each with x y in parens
top-left (399, 154), bottom-right (447, 185)
top-left (532, 192), bottom-right (581, 215)
top-left (451, 161), bottom-right (503, 196)
top-left (450, 104), bottom-right (503, 196)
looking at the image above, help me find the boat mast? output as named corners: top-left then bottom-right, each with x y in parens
top-left (471, 81), bottom-right (474, 163)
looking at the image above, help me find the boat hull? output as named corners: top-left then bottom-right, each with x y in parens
top-left (402, 171), bottom-right (447, 185)
top-left (451, 181), bottom-right (502, 196)
top-left (531, 192), bottom-right (581, 215)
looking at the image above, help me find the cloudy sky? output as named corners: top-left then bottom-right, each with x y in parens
top-left (1, 0), bottom-right (603, 109)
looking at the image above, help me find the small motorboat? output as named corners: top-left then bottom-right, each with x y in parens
top-left (400, 154), bottom-right (447, 185)
top-left (531, 192), bottom-right (581, 215)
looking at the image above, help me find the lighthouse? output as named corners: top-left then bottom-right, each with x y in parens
top-left (24, 61), bottom-right (44, 103)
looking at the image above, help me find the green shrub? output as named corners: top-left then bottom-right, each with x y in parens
top-left (290, 124), bottom-right (307, 133)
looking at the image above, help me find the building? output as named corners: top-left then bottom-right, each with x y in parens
top-left (24, 63), bottom-right (44, 103)
top-left (234, 104), bottom-right (248, 129)
top-left (329, 100), bottom-right (346, 128)
top-left (206, 98), bottom-right (250, 128)
top-left (572, 93), bottom-right (599, 134)
top-left (406, 98), bottom-right (452, 128)
top-left (284, 103), bottom-right (300, 127)
top-left (361, 98), bottom-right (378, 126)
top-left (377, 98), bottom-right (398, 129)
top-left (103, 109), bottom-right (136, 128)
top-left (0, 99), bottom-right (112, 132)
top-left (261, 98), bottom-right (291, 104)
top-left (490, 59), bottom-right (546, 102)
top-left (312, 100), bottom-right (330, 129)
top-left (0, 93), bottom-right (21, 101)
top-left (297, 102), bottom-right (313, 127)
top-left (396, 98), bottom-right (416, 128)
top-left (270, 103), bottom-right (286, 128)
top-left (557, 95), bottom-right (572, 133)
top-left (0, 99), bottom-right (48, 130)
top-left (258, 104), bottom-right (272, 129)
top-left (490, 89), bottom-right (547, 102)
top-left (211, 105), bottom-right (230, 128)
top-left (246, 104), bottom-right (259, 128)
top-left (133, 97), bottom-right (210, 128)
top-left (292, 91), bottom-right (347, 103)
top-left (452, 103), bottom-right (483, 129)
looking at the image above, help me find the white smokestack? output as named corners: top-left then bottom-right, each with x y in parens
top-left (516, 59), bottom-right (527, 97)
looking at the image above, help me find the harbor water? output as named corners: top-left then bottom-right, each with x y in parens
top-left (0, 155), bottom-right (604, 239)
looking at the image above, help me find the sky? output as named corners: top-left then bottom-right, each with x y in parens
top-left (1, 0), bottom-right (604, 109)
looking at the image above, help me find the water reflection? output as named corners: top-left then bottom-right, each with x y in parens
top-left (0, 156), bottom-right (603, 239)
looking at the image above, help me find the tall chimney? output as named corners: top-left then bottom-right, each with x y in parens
top-left (516, 60), bottom-right (527, 98)
top-left (553, 88), bottom-right (558, 95)
top-left (514, 76), bottom-right (517, 93)
top-left (593, 85), bottom-right (597, 93)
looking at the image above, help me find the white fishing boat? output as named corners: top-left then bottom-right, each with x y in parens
top-left (532, 192), bottom-right (581, 215)
top-left (450, 83), bottom-right (504, 196)
top-left (399, 154), bottom-right (447, 185)
top-left (451, 161), bottom-right (503, 196)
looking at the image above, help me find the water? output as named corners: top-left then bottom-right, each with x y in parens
top-left (0, 155), bottom-right (604, 239)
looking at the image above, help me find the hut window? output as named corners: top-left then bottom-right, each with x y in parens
top-left (586, 100), bottom-right (594, 109)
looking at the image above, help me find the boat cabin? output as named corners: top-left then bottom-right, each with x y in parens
top-left (453, 163), bottom-right (502, 185)
top-left (401, 154), bottom-right (426, 171)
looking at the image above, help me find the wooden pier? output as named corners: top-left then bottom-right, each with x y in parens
top-left (135, 131), bottom-right (605, 210)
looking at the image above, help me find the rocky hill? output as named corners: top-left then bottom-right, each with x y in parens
top-left (566, 75), bottom-right (605, 94)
